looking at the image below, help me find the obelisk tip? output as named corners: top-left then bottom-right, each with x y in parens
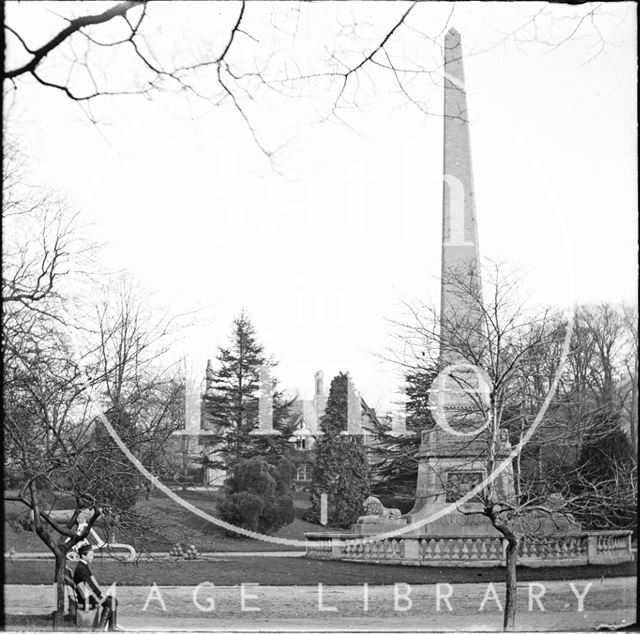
top-left (445, 28), bottom-right (461, 48)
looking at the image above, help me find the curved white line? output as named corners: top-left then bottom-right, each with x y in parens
top-left (67, 304), bottom-right (574, 549)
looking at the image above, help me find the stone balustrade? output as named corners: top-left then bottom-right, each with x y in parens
top-left (341, 537), bottom-right (404, 561)
top-left (305, 531), bottom-right (632, 567)
top-left (518, 534), bottom-right (588, 566)
top-left (588, 530), bottom-right (635, 565)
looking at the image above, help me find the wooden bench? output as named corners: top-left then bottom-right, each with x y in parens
top-left (64, 566), bottom-right (103, 630)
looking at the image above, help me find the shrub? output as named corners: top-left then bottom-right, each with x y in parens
top-left (274, 456), bottom-right (294, 494)
top-left (235, 492), bottom-right (265, 532)
top-left (276, 494), bottom-right (294, 525)
top-left (218, 457), bottom-right (296, 535)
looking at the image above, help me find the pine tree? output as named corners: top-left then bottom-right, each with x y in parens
top-left (201, 311), bottom-right (294, 471)
top-left (405, 366), bottom-right (438, 429)
top-left (369, 366), bottom-right (437, 502)
top-left (305, 372), bottom-right (370, 528)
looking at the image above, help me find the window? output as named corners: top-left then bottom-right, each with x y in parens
top-left (294, 437), bottom-right (307, 450)
top-left (296, 463), bottom-right (312, 481)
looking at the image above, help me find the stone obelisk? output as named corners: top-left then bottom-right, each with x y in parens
top-left (435, 28), bottom-right (487, 434)
top-left (403, 30), bottom-right (513, 536)
top-left (440, 27), bottom-right (483, 364)
top-left (305, 29), bottom-right (586, 559)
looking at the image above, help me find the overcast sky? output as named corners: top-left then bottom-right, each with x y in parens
top-left (5, 2), bottom-right (637, 414)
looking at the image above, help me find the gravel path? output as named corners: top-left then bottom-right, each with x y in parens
top-left (4, 577), bottom-right (636, 631)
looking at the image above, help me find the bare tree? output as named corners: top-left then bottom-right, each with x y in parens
top-left (3, 278), bottom-right (186, 624)
top-left (4, 310), bottom-right (105, 627)
top-left (2, 146), bottom-right (186, 623)
top-left (3, 142), bottom-right (103, 627)
top-left (2, 138), bottom-right (89, 312)
top-left (3, 3), bottom-right (622, 157)
top-left (83, 277), bottom-right (186, 513)
top-left (389, 262), bottom-right (613, 630)
top-left (621, 304), bottom-right (638, 454)
top-left (550, 304), bottom-right (638, 533)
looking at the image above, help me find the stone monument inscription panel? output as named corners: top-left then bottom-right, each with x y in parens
top-left (445, 470), bottom-right (483, 503)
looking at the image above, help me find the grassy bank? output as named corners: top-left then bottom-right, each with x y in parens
top-left (4, 489), bottom-right (331, 555)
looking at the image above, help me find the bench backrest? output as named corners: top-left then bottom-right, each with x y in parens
top-left (64, 567), bottom-right (78, 616)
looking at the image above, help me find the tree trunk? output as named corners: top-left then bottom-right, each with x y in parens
top-left (52, 551), bottom-right (67, 630)
top-left (503, 536), bottom-right (518, 631)
top-left (629, 373), bottom-right (638, 457)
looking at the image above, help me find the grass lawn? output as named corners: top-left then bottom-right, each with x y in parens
top-left (5, 489), bottom-right (333, 555)
top-left (5, 556), bottom-right (636, 586)
top-left (3, 614), bottom-right (58, 631)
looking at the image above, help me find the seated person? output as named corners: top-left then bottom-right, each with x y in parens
top-left (74, 544), bottom-right (119, 630)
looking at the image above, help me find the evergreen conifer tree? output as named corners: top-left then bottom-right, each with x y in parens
top-left (305, 372), bottom-right (370, 528)
top-left (405, 366), bottom-right (438, 429)
top-left (369, 366), bottom-right (437, 503)
top-left (201, 311), bottom-right (294, 471)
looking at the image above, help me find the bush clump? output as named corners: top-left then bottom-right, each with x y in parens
top-left (218, 456), bottom-right (295, 535)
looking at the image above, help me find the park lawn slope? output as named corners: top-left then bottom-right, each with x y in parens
top-left (5, 490), bottom-right (332, 554)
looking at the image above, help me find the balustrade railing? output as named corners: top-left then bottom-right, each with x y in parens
top-left (305, 530), bottom-right (632, 567)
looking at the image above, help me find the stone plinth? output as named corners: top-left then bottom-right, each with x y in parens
top-left (401, 427), bottom-right (516, 537)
